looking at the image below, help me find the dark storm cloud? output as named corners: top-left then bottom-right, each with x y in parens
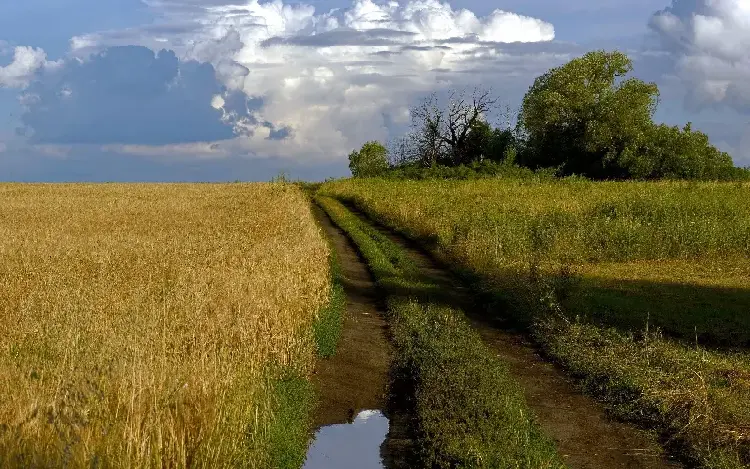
top-left (20, 46), bottom-right (248, 145)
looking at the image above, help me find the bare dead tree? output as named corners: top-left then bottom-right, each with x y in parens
top-left (387, 135), bottom-right (417, 167)
top-left (408, 88), bottom-right (499, 167)
top-left (409, 93), bottom-right (448, 167)
top-left (444, 89), bottom-right (498, 165)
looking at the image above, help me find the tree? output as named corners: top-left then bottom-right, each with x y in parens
top-left (621, 123), bottom-right (736, 180)
top-left (519, 50), bottom-right (659, 178)
top-left (348, 141), bottom-right (388, 178)
top-left (410, 89), bottom-right (499, 167)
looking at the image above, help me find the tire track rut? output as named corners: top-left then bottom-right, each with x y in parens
top-left (342, 203), bottom-right (682, 469)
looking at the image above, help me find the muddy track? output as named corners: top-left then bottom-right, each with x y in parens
top-left (310, 204), bottom-right (414, 468)
top-left (342, 203), bottom-right (683, 469)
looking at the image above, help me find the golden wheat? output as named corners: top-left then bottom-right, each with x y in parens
top-left (0, 183), bottom-right (329, 468)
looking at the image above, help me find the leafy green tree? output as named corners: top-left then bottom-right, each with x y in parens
top-left (348, 141), bottom-right (389, 178)
top-left (487, 128), bottom-right (517, 163)
top-left (519, 50), bottom-right (659, 178)
top-left (621, 123), bottom-right (736, 180)
top-left (463, 120), bottom-right (493, 163)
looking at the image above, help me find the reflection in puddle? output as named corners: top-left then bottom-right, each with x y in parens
top-left (303, 410), bottom-right (389, 469)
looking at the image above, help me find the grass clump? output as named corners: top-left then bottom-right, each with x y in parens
top-left (391, 299), bottom-right (563, 468)
top-left (536, 320), bottom-right (750, 468)
top-left (313, 283), bottom-right (345, 359)
top-left (312, 225), bottom-right (346, 359)
top-left (268, 371), bottom-right (317, 469)
top-left (0, 183), bottom-right (330, 468)
top-left (316, 195), bottom-right (565, 468)
top-left (319, 177), bottom-right (750, 468)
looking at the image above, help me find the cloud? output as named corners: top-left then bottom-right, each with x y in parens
top-left (0, 46), bottom-right (53, 88)
top-left (650, 0), bottom-right (750, 112)
top-left (56, 0), bottom-right (567, 163)
top-left (18, 45), bottom-right (265, 145)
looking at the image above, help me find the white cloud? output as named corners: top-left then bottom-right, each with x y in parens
top-left (650, 0), bottom-right (750, 111)
top-left (60, 0), bottom-right (565, 163)
top-left (0, 46), bottom-right (50, 88)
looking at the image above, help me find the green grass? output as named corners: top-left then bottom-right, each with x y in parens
top-left (319, 177), bottom-right (750, 468)
top-left (313, 283), bottom-right (345, 358)
top-left (312, 234), bottom-right (346, 359)
top-left (269, 372), bottom-right (316, 469)
top-left (535, 320), bottom-right (750, 469)
top-left (316, 195), bottom-right (565, 468)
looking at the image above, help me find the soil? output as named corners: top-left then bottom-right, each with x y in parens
top-left (310, 203), bottom-right (392, 428)
top-left (310, 204), bottom-right (414, 468)
top-left (344, 204), bottom-right (683, 469)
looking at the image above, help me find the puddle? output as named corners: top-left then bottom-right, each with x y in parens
top-left (303, 410), bottom-right (389, 469)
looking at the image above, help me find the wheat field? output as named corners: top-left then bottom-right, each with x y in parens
top-left (0, 183), bottom-right (329, 467)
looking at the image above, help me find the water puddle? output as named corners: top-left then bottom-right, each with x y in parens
top-left (303, 410), bottom-right (389, 469)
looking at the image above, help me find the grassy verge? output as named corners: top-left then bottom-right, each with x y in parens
top-left (269, 371), bottom-right (317, 469)
top-left (272, 198), bottom-right (349, 468)
top-left (535, 320), bottom-right (750, 469)
top-left (316, 195), bottom-right (565, 468)
top-left (312, 240), bottom-right (346, 359)
top-left (319, 178), bottom-right (750, 468)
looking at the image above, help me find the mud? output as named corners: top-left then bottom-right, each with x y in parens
top-left (309, 204), bottom-right (414, 469)
top-left (345, 204), bottom-right (682, 469)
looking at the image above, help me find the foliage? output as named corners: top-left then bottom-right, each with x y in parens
top-left (383, 160), bottom-right (553, 181)
top-left (0, 183), bottom-right (330, 468)
top-left (519, 50), bottom-right (660, 178)
top-left (391, 90), bottom-right (523, 169)
top-left (386, 51), bottom-right (747, 181)
top-left (316, 195), bottom-right (565, 468)
top-left (623, 123), bottom-right (742, 180)
top-left (348, 140), bottom-right (389, 178)
top-left (319, 178), bottom-right (750, 468)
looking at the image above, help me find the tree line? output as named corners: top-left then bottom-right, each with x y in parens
top-left (349, 50), bottom-right (750, 181)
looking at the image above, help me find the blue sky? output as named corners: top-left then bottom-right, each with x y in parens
top-left (1, 0), bottom-right (749, 181)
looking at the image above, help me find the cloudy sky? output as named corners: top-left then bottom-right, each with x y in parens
top-left (1, 0), bottom-right (749, 181)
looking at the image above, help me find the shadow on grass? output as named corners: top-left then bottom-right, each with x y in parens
top-left (570, 277), bottom-right (750, 349)
top-left (344, 200), bottom-right (750, 350)
top-left (481, 270), bottom-right (750, 350)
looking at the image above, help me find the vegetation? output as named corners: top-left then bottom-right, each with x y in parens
top-left (312, 209), bottom-right (346, 359)
top-left (358, 50), bottom-right (749, 181)
top-left (389, 90), bottom-right (517, 170)
top-left (0, 183), bottom-right (330, 468)
top-left (348, 140), bottom-right (389, 178)
top-left (320, 177), bottom-right (750, 468)
top-left (316, 195), bottom-right (565, 468)
top-left (519, 50), bottom-right (658, 178)
top-left (519, 50), bottom-right (738, 180)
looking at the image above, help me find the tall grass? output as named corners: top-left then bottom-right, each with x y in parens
top-left (322, 178), bottom-right (750, 265)
top-left (319, 177), bottom-right (750, 468)
top-left (0, 183), bottom-right (329, 467)
top-left (320, 178), bottom-right (750, 343)
top-left (316, 196), bottom-right (565, 468)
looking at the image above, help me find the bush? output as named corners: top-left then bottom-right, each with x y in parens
top-left (383, 160), bottom-right (553, 181)
top-left (620, 123), bottom-right (744, 181)
top-left (348, 141), bottom-right (389, 178)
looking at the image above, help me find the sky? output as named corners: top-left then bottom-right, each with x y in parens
top-left (1, 0), bottom-right (750, 181)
